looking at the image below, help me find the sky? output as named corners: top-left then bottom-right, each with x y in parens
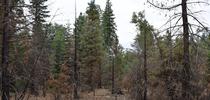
top-left (46, 0), bottom-right (210, 49)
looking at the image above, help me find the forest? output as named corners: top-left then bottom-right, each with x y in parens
top-left (0, 0), bottom-right (210, 100)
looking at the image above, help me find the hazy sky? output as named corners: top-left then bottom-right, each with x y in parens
top-left (47, 0), bottom-right (210, 49)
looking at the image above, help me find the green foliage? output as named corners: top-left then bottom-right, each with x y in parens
top-left (79, 0), bottom-right (105, 91)
top-left (30, 0), bottom-right (49, 23)
top-left (102, 0), bottom-right (117, 49)
top-left (114, 45), bottom-right (127, 80)
top-left (101, 0), bottom-right (120, 88)
top-left (30, 0), bottom-right (50, 45)
top-left (132, 11), bottom-right (154, 51)
top-left (28, 0), bottom-right (50, 95)
top-left (51, 24), bottom-right (66, 77)
top-left (75, 13), bottom-right (86, 36)
top-left (206, 34), bottom-right (210, 82)
top-left (75, 13), bottom-right (86, 53)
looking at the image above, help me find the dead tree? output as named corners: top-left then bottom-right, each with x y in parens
top-left (1, 0), bottom-right (11, 100)
top-left (181, 1), bottom-right (190, 99)
top-left (148, 0), bottom-right (209, 99)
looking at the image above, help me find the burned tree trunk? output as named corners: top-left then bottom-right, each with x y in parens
top-left (1, 0), bottom-right (10, 100)
top-left (181, 0), bottom-right (191, 99)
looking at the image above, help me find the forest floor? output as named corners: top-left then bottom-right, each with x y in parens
top-left (9, 89), bottom-right (130, 100)
top-left (80, 89), bottom-right (130, 100)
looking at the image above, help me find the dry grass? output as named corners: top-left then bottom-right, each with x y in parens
top-left (80, 89), bottom-right (130, 100)
top-left (6, 89), bottom-right (130, 100)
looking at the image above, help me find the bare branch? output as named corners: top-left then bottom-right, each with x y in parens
top-left (186, 8), bottom-right (209, 33)
top-left (172, 26), bottom-right (182, 37)
top-left (49, 8), bottom-right (60, 23)
top-left (187, 14), bottom-right (207, 31)
top-left (158, 13), bottom-right (182, 29)
top-left (190, 32), bottom-right (210, 47)
top-left (187, 1), bottom-right (210, 5)
top-left (147, 0), bottom-right (181, 10)
top-left (171, 16), bottom-right (182, 31)
top-left (188, 10), bottom-right (206, 15)
top-left (159, 24), bottom-right (182, 33)
top-left (190, 23), bottom-right (206, 29)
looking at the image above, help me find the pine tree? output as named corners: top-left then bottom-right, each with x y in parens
top-left (80, 0), bottom-right (104, 91)
top-left (102, 0), bottom-right (117, 49)
top-left (102, 0), bottom-right (118, 93)
top-left (132, 11), bottom-right (154, 100)
top-left (73, 13), bottom-right (86, 99)
top-left (76, 13), bottom-right (86, 52)
top-left (28, 0), bottom-right (50, 95)
top-left (76, 13), bottom-right (86, 72)
top-left (51, 24), bottom-right (66, 78)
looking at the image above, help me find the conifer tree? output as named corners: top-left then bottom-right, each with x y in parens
top-left (51, 24), bottom-right (66, 78)
top-left (102, 0), bottom-right (118, 93)
top-left (132, 11), bottom-right (154, 100)
top-left (81, 0), bottom-right (104, 91)
top-left (102, 0), bottom-right (117, 49)
top-left (76, 13), bottom-right (86, 70)
top-left (76, 13), bottom-right (86, 51)
top-left (72, 13), bottom-right (86, 99)
top-left (28, 0), bottom-right (50, 95)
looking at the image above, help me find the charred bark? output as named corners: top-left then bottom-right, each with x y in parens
top-left (181, 0), bottom-right (191, 99)
top-left (1, 0), bottom-right (10, 99)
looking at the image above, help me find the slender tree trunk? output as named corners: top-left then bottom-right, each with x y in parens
top-left (112, 55), bottom-right (115, 94)
top-left (1, 0), bottom-right (10, 99)
top-left (168, 30), bottom-right (175, 100)
top-left (74, 27), bottom-right (79, 100)
top-left (98, 63), bottom-right (102, 88)
top-left (168, 31), bottom-right (173, 64)
top-left (182, 0), bottom-right (191, 99)
top-left (136, 61), bottom-right (142, 100)
top-left (153, 33), bottom-right (163, 60)
top-left (143, 30), bottom-right (147, 100)
top-left (96, 44), bottom-right (102, 89)
top-left (73, 1), bottom-right (79, 98)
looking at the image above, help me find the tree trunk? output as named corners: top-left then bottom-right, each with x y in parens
top-left (98, 63), bottom-right (102, 88)
top-left (153, 33), bottom-right (163, 60)
top-left (168, 31), bottom-right (173, 64)
top-left (181, 0), bottom-right (191, 99)
top-left (112, 56), bottom-right (115, 94)
top-left (74, 28), bottom-right (79, 100)
top-left (1, 0), bottom-right (10, 100)
top-left (143, 29), bottom-right (147, 100)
